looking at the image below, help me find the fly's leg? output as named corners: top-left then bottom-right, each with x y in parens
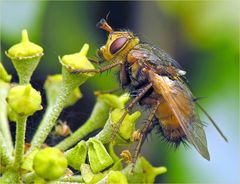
top-left (131, 101), bottom-right (160, 172)
top-left (94, 88), bottom-right (122, 96)
top-left (110, 83), bottom-right (153, 142)
top-left (71, 62), bottom-right (122, 74)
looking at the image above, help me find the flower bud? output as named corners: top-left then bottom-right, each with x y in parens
top-left (111, 108), bottom-right (141, 141)
top-left (120, 150), bottom-right (132, 164)
top-left (44, 74), bottom-right (82, 107)
top-left (60, 44), bottom-right (95, 86)
top-left (80, 164), bottom-right (105, 184)
top-left (131, 130), bottom-right (141, 142)
top-left (33, 147), bottom-right (68, 180)
top-left (7, 84), bottom-right (42, 117)
top-left (65, 140), bottom-right (87, 170)
top-left (87, 138), bottom-right (113, 173)
top-left (61, 44), bottom-right (94, 74)
top-left (96, 93), bottom-right (130, 109)
top-left (7, 105), bottom-right (18, 122)
top-left (0, 62), bottom-right (12, 82)
top-left (95, 108), bottom-right (141, 145)
top-left (87, 93), bottom-right (130, 130)
top-left (6, 29), bottom-right (43, 84)
top-left (97, 171), bottom-right (128, 184)
top-left (122, 156), bottom-right (167, 183)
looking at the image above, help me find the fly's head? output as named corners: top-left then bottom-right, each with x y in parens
top-left (97, 19), bottom-right (140, 62)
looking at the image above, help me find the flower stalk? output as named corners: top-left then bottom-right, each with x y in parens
top-left (0, 81), bottom-right (13, 153)
top-left (56, 93), bottom-right (130, 151)
top-left (14, 116), bottom-right (27, 171)
top-left (0, 132), bottom-right (13, 166)
top-left (30, 44), bottom-right (95, 152)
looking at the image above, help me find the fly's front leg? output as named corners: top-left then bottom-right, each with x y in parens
top-left (71, 62), bottom-right (122, 74)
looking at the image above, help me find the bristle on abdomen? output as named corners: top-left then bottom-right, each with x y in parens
top-left (156, 122), bottom-right (187, 147)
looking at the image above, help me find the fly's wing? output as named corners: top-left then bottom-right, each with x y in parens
top-left (134, 44), bottom-right (188, 82)
top-left (148, 71), bottom-right (210, 160)
top-left (137, 43), bottom-right (184, 70)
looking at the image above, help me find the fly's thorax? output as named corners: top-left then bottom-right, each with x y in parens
top-left (99, 31), bottom-right (140, 62)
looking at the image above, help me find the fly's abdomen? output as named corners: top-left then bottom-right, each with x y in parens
top-left (155, 100), bottom-right (186, 144)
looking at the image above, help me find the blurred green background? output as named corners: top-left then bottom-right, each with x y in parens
top-left (1, 1), bottom-right (239, 183)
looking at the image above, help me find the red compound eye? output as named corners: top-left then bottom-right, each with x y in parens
top-left (110, 37), bottom-right (128, 54)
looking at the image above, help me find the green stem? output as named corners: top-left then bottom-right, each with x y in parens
top-left (56, 119), bottom-right (96, 151)
top-left (30, 83), bottom-right (73, 152)
top-left (14, 116), bottom-right (27, 180)
top-left (19, 76), bottom-right (29, 85)
top-left (0, 83), bottom-right (13, 153)
top-left (55, 99), bottom-right (110, 151)
top-left (0, 132), bottom-right (13, 166)
top-left (30, 66), bottom-right (90, 153)
top-left (59, 175), bottom-right (83, 182)
top-left (94, 118), bottom-right (113, 144)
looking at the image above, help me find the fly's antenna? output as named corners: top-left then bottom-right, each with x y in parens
top-left (105, 11), bottom-right (110, 21)
top-left (96, 18), bottom-right (113, 33)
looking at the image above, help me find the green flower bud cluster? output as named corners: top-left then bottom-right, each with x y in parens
top-left (56, 92), bottom-right (130, 151)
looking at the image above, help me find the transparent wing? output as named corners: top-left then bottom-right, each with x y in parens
top-left (149, 71), bottom-right (210, 160)
top-left (196, 102), bottom-right (228, 142)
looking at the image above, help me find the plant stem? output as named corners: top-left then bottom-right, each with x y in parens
top-left (30, 84), bottom-right (72, 152)
top-left (59, 175), bottom-right (83, 182)
top-left (55, 99), bottom-right (110, 151)
top-left (55, 119), bottom-right (95, 151)
top-left (0, 83), bottom-right (13, 153)
top-left (0, 132), bottom-right (13, 166)
top-left (14, 116), bottom-right (27, 180)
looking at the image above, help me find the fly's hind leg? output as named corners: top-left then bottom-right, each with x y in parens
top-left (110, 83), bottom-right (153, 142)
top-left (131, 100), bottom-right (160, 172)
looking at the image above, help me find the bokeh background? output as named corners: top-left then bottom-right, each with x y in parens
top-left (1, 1), bottom-right (239, 183)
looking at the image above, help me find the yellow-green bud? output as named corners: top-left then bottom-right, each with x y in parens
top-left (97, 171), bottom-right (128, 184)
top-left (87, 138), bottom-right (113, 173)
top-left (97, 93), bottom-right (130, 109)
top-left (7, 30), bottom-right (43, 58)
top-left (44, 74), bottom-right (82, 107)
top-left (80, 164), bottom-right (105, 184)
top-left (6, 29), bottom-right (43, 84)
top-left (0, 62), bottom-right (12, 82)
top-left (7, 84), bottom-right (42, 117)
top-left (33, 147), bottom-right (68, 180)
top-left (65, 140), bottom-right (87, 170)
top-left (7, 105), bottom-right (18, 122)
top-left (111, 109), bottom-right (141, 141)
top-left (122, 156), bottom-right (167, 183)
top-left (87, 93), bottom-right (130, 130)
top-left (60, 43), bottom-right (95, 77)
